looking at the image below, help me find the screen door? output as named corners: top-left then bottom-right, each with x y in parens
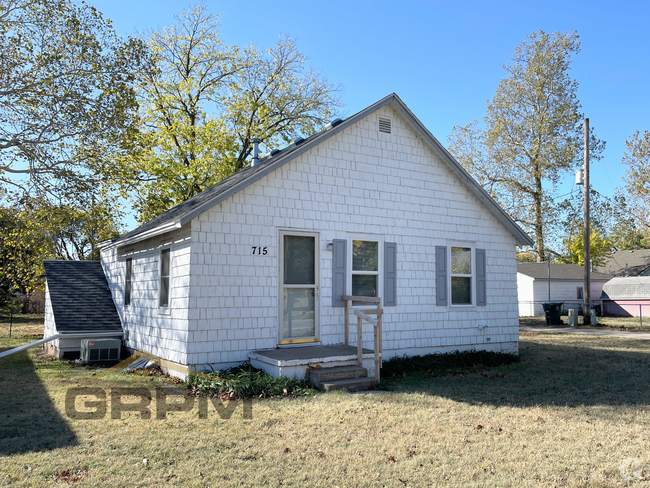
top-left (280, 232), bottom-right (319, 343)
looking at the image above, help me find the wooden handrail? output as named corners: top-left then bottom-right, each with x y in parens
top-left (342, 296), bottom-right (383, 382)
top-left (342, 295), bottom-right (381, 303)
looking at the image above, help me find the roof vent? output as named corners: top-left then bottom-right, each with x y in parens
top-left (270, 149), bottom-right (281, 156)
top-left (378, 117), bottom-right (392, 134)
top-left (325, 118), bottom-right (343, 130)
top-left (251, 137), bottom-right (261, 166)
top-left (293, 136), bottom-right (305, 146)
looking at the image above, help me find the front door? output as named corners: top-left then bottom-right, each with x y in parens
top-left (279, 231), bottom-right (319, 343)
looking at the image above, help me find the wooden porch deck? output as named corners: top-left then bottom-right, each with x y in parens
top-left (250, 345), bottom-right (374, 364)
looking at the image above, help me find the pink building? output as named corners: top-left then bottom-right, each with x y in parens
top-left (601, 277), bottom-right (650, 317)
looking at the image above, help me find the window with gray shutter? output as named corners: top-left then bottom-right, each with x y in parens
top-left (384, 242), bottom-right (397, 306)
top-left (476, 248), bottom-right (486, 306)
top-left (436, 246), bottom-right (447, 306)
top-left (332, 239), bottom-right (346, 307)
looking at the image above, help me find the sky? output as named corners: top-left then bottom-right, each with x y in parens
top-left (90, 0), bottom-right (650, 230)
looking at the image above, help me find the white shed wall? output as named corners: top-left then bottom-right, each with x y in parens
top-left (528, 280), bottom-right (606, 316)
top-left (517, 273), bottom-right (535, 316)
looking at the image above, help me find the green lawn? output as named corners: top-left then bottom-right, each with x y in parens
top-left (2, 316), bottom-right (650, 486)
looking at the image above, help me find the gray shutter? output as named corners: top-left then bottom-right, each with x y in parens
top-left (384, 242), bottom-right (397, 306)
top-left (332, 239), bottom-right (347, 307)
top-left (436, 246), bottom-right (447, 306)
top-left (476, 248), bottom-right (487, 306)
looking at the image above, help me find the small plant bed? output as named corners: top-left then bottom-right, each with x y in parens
top-left (381, 349), bottom-right (520, 382)
top-left (183, 361), bottom-right (316, 399)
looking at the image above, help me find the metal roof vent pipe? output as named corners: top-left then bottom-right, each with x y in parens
top-left (251, 137), bottom-right (261, 166)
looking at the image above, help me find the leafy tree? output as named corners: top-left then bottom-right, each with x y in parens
top-left (0, 194), bottom-right (122, 303)
top-left (0, 0), bottom-right (146, 196)
top-left (558, 230), bottom-right (612, 267)
top-left (609, 221), bottom-right (650, 251)
top-left (0, 204), bottom-right (51, 302)
top-left (516, 252), bottom-right (537, 262)
top-left (448, 31), bottom-right (604, 262)
top-left (113, 5), bottom-right (341, 222)
top-left (622, 130), bottom-right (650, 221)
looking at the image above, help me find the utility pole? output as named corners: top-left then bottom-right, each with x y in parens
top-left (583, 118), bottom-right (591, 324)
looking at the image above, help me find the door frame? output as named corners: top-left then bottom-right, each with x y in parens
top-left (277, 229), bottom-right (320, 344)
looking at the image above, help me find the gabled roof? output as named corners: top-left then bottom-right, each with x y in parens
top-left (44, 261), bottom-right (122, 333)
top-left (601, 276), bottom-right (650, 300)
top-left (517, 262), bottom-right (611, 281)
top-left (108, 93), bottom-right (533, 248)
top-left (596, 250), bottom-right (650, 278)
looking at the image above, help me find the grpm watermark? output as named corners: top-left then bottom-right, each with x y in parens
top-left (65, 386), bottom-right (252, 420)
top-left (65, 350), bottom-right (252, 421)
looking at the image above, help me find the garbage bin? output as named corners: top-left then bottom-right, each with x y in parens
top-left (542, 302), bottom-right (563, 325)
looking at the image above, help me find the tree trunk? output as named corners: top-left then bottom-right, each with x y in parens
top-left (534, 175), bottom-right (545, 262)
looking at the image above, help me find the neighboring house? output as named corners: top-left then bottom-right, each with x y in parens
top-left (44, 93), bottom-right (532, 378)
top-left (43, 261), bottom-right (123, 358)
top-left (596, 249), bottom-right (650, 277)
top-left (517, 263), bottom-right (610, 317)
top-left (600, 277), bottom-right (650, 317)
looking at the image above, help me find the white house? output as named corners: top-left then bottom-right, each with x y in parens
top-left (45, 93), bottom-right (532, 380)
top-left (517, 262), bottom-right (610, 317)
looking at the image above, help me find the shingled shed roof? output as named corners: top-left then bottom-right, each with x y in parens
top-left (600, 277), bottom-right (650, 300)
top-left (105, 93), bottom-right (533, 249)
top-left (44, 260), bottom-right (122, 332)
top-left (517, 262), bottom-right (611, 281)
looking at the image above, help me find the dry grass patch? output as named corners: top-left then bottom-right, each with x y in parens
top-left (0, 313), bottom-right (44, 350)
top-left (521, 314), bottom-right (650, 331)
top-left (3, 328), bottom-right (650, 486)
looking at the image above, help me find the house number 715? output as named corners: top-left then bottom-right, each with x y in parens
top-left (251, 246), bottom-right (268, 255)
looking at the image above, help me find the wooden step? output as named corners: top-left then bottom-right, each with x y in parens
top-left (308, 366), bottom-right (367, 389)
top-left (321, 377), bottom-right (374, 392)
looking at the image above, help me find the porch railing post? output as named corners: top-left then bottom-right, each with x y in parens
top-left (344, 298), bottom-right (350, 345)
top-left (357, 315), bottom-right (363, 367)
top-left (373, 321), bottom-right (380, 383)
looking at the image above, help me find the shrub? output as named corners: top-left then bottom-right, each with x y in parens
top-left (382, 349), bottom-right (520, 379)
top-left (184, 361), bottom-right (315, 399)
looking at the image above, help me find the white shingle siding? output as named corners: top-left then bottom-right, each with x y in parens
top-left (101, 225), bottom-right (192, 364)
top-left (185, 106), bottom-right (519, 369)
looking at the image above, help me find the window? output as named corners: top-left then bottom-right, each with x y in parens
top-left (351, 240), bottom-right (379, 304)
top-left (451, 246), bottom-right (472, 305)
top-left (436, 245), bottom-right (485, 307)
top-left (159, 249), bottom-right (171, 307)
top-left (333, 239), bottom-right (396, 308)
top-left (577, 287), bottom-right (583, 299)
top-left (124, 258), bottom-right (132, 306)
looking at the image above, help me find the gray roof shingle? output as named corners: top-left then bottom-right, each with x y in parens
top-left (601, 277), bottom-right (650, 300)
top-left (44, 260), bottom-right (122, 333)
top-left (596, 250), bottom-right (650, 277)
top-left (517, 262), bottom-right (610, 281)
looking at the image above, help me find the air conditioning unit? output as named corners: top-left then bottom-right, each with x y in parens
top-left (80, 338), bottom-right (121, 362)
